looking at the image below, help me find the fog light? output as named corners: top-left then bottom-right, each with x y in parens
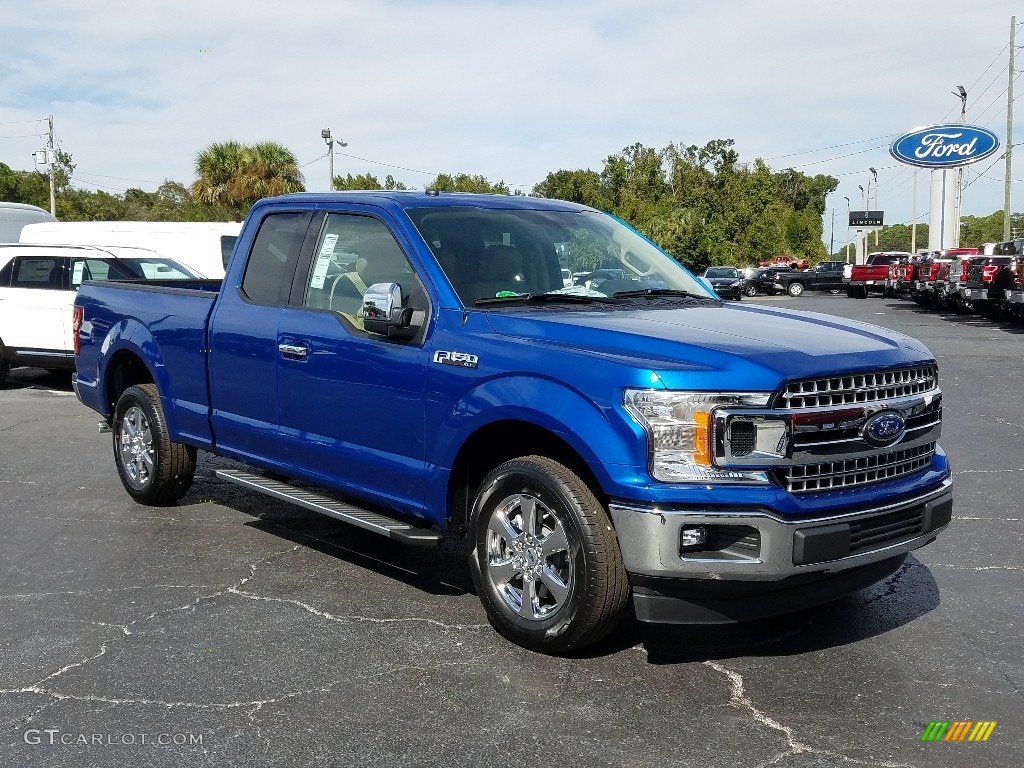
top-left (680, 525), bottom-right (707, 549)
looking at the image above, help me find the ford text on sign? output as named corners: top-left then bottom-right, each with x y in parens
top-left (890, 124), bottom-right (1000, 169)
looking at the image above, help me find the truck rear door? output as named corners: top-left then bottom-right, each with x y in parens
top-left (275, 209), bottom-right (431, 518)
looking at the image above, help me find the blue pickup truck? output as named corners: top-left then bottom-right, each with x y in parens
top-left (73, 192), bottom-right (952, 653)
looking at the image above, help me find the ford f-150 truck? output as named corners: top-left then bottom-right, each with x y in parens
top-left (72, 192), bottom-right (952, 653)
top-left (845, 252), bottom-right (910, 298)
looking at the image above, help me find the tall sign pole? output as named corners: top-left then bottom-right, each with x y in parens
top-left (1005, 16), bottom-right (1016, 241)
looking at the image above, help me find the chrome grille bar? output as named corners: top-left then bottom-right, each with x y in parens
top-left (779, 365), bottom-right (938, 409)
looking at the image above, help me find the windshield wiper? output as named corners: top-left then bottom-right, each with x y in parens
top-left (474, 292), bottom-right (618, 306)
top-left (610, 288), bottom-right (708, 299)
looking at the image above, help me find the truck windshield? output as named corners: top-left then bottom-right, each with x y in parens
top-left (405, 207), bottom-right (712, 307)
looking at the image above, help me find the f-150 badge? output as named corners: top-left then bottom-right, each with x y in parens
top-left (433, 350), bottom-right (479, 369)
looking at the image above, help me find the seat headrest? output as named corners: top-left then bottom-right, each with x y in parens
top-left (355, 235), bottom-right (410, 286)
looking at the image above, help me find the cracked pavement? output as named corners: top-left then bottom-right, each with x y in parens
top-left (1, 296), bottom-right (1021, 767)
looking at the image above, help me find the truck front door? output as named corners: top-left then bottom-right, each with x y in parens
top-left (275, 210), bottom-right (431, 520)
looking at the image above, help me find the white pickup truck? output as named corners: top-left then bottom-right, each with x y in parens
top-left (0, 244), bottom-right (199, 383)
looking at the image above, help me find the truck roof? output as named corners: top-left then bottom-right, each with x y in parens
top-left (258, 191), bottom-right (591, 213)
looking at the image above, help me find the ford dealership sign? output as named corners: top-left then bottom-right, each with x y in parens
top-left (890, 124), bottom-right (1000, 168)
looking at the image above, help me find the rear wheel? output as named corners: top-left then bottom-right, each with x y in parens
top-left (743, 284), bottom-right (757, 297)
top-left (787, 281), bottom-right (805, 297)
top-left (112, 384), bottom-right (196, 505)
top-left (827, 288), bottom-right (842, 295)
top-left (854, 285), bottom-right (868, 299)
top-left (468, 456), bottom-right (630, 654)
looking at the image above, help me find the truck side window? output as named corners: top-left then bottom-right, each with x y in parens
top-left (241, 213), bottom-right (307, 307)
top-left (303, 214), bottom-right (426, 331)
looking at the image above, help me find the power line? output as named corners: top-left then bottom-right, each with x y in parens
top-left (0, 118), bottom-right (46, 126)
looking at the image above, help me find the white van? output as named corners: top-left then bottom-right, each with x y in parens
top-left (19, 220), bottom-right (241, 278)
top-left (0, 202), bottom-right (57, 243)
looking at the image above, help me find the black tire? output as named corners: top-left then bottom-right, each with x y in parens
top-left (112, 383), bottom-right (196, 505)
top-left (787, 281), bottom-right (805, 297)
top-left (827, 288), bottom-right (842, 295)
top-left (845, 286), bottom-right (855, 298)
top-left (0, 357), bottom-right (8, 386)
top-left (743, 284), bottom-right (757, 297)
top-left (468, 455), bottom-right (630, 654)
top-left (854, 285), bottom-right (868, 299)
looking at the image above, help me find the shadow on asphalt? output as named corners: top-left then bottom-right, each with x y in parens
top-left (588, 554), bottom-right (940, 663)
top-left (0, 367), bottom-right (75, 391)
top-left (871, 298), bottom-right (1024, 334)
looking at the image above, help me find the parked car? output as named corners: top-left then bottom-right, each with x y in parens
top-left (0, 244), bottom-right (200, 383)
top-left (72, 191), bottom-right (952, 653)
top-left (702, 266), bottom-right (744, 300)
top-left (741, 268), bottom-right (783, 296)
top-left (772, 261), bottom-right (847, 297)
top-left (0, 201), bottom-right (56, 242)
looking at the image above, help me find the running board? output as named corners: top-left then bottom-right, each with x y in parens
top-left (214, 469), bottom-right (441, 547)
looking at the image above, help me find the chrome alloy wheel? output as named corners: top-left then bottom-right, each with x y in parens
top-left (484, 493), bottom-right (573, 620)
top-left (118, 405), bottom-right (155, 490)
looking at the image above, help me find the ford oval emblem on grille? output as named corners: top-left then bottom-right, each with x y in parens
top-left (862, 411), bottom-right (906, 447)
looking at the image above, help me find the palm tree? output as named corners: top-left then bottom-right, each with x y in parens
top-left (190, 140), bottom-right (304, 218)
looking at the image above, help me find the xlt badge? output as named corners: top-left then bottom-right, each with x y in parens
top-left (433, 350), bottom-right (479, 369)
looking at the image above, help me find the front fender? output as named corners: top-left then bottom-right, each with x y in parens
top-left (425, 374), bottom-right (650, 517)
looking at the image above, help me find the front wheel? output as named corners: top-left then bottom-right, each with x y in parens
top-left (112, 384), bottom-right (196, 505)
top-left (827, 288), bottom-right (842, 295)
top-left (787, 281), bottom-right (805, 297)
top-left (468, 456), bottom-right (630, 654)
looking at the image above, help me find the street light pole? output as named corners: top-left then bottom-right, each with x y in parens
top-left (869, 167), bottom-right (878, 246)
top-left (843, 196), bottom-right (851, 262)
top-left (321, 128), bottom-right (348, 191)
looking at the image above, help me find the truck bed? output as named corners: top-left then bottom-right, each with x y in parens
top-left (74, 279), bottom-right (222, 446)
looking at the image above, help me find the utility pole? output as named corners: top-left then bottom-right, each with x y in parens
top-left (829, 207), bottom-right (835, 256)
top-left (1005, 15), bottom-right (1016, 241)
top-left (954, 85), bottom-right (967, 246)
top-left (47, 115), bottom-right (55, 216)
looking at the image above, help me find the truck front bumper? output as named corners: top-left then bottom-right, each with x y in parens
top-left (608, 481), bottom-right (952, 623)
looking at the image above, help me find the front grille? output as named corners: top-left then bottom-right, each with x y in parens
top-left (779, 366), bottom-right (938, 409)
top-left (780, 442), bottom-right (936, 494)
top-left (849, 508), bottom-right (925, 553)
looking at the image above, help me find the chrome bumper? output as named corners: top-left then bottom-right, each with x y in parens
top-left (608, 481), bottom-right (952, 582)
top-left (1006, 289), bottom-right (1024, 304)
top-left (961, 287), bottom-right (989, 300)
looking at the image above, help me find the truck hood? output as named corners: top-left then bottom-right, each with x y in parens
top-left (484, 302), bottom-right (933, 391)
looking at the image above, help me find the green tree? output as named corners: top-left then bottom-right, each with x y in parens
top-left (429, 173), bottom-right (509, 194)
top-left (191, 140), bottom-right (304, 218)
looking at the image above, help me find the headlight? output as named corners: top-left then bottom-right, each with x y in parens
top-left (623, 389), bottom-right (773, 484)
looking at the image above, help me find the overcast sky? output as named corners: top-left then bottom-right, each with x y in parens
top-left (1, 1), bottom-right (1020, 246)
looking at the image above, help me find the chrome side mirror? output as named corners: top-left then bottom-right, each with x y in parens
top-left (361, 282), bottom-right (416, 337)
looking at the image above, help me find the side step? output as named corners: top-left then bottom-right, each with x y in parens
top-left (214, 469), bottom-right (441, 548)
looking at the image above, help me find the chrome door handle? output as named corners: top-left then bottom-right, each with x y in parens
top-left (278, 343), bottom-right (308, 358)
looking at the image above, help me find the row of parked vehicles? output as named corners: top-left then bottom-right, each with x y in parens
top-left (843, 243), bottom-right (1024, 324)
top-left (703, 261), bottom-right (848, 299)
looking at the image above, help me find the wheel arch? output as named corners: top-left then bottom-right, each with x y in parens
top-left (445, 419), bottom-right (606, 537)
top-left (104, 348), bottom-right (156, 414)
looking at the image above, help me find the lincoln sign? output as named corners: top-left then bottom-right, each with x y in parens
top-left (890, 124), bottom-right (1000, 169)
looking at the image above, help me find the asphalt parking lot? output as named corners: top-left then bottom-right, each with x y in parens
top-left (1, 293), bottom-right (1021, 767)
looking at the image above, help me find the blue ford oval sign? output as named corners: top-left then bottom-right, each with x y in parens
top-left (890, 124), bottom-right (1000, 168)
top-left (862, 410), bottom-right (906, 447)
